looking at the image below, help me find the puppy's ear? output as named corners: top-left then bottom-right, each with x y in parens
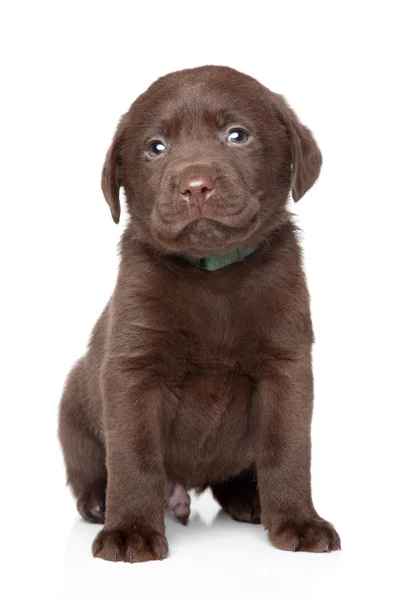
top-left (271, 93), bottom-right (322, 201)
top-left (101, 115), bottom-right (128, 223)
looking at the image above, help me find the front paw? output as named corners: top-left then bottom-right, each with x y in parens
top-left (268, 518), bottom-right (341, 552)
top-left (92, 526), bottom-right (168, 562)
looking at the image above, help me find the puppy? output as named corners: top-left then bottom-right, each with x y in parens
top-left (59, 66), bottom-right (340, 562)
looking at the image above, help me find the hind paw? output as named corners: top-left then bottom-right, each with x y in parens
top-left (77, 484), bottom-right (106, 524)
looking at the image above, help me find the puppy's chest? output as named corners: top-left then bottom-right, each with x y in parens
top-left (158, 324), bottom-right (257, 474)
top-left (164, 367), bottom-right (254, 484)
top-left (130, 312), bottom-right (269, 477)
top-left (157, 324), bottom-right (268, 385)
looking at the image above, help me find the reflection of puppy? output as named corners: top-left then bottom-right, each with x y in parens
top-left (59, 66), bottom-right (340, 562)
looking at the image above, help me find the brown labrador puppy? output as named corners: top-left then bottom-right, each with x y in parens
top-left (58, 65), bottom-right (340, 562)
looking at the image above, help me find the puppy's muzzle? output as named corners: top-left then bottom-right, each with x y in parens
top-left (179, 174), bottom-right (216, 208)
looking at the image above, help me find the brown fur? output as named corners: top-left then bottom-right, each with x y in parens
top-left (58, 65), bottom-right (340, 562)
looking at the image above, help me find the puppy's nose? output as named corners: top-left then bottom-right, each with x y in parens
top-left (179, 175), bottom-right (215, 207)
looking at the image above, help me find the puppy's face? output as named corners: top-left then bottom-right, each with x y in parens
top-left (102, 67), bottom-right (322, 256)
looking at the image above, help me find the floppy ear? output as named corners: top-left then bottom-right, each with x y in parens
top-left (101, 115), bottom-right (128, 223)
top-left (271, 93), bottom-right (322, 201)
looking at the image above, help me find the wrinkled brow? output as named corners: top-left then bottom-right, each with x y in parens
top-left (139, 107), bottom-right (254, 141)
top-left (136, 116), bottom-right (170, 139)
top-left (214, 110), bottom-right (253, 130)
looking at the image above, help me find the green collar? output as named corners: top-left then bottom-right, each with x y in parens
top-left (180, 245), bottom-right (258, 271)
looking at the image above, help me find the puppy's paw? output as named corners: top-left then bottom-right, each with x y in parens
top-left (77, 486), bottom-right (105, 524)
top-left (165, 482), bottom-right (191, 525)
top-left (92, 527), bottom-right (168, 563)
top-left (268, 518), bottom-right (341, 552)
top-left (222, 494), bottom-right (261, 524)
top-left (211, 470), bottom-right (261, 524)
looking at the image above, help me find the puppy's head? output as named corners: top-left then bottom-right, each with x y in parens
top-left (102, 66), bottom-right (322, 256)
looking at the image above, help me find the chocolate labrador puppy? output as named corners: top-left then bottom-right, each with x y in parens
top-left (58, 65), bottom-right (340, 562)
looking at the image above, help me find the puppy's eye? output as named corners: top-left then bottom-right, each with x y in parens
top-left (147, 140), bottom-right (166, 157)
top-left (227, 129), bottom-right (249, 144)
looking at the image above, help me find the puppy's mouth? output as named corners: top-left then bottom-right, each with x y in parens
top-left (153, 212), bottom-right (261, 256)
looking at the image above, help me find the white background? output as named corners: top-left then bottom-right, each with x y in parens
top-left (1, 1), bottom-right (399, 598)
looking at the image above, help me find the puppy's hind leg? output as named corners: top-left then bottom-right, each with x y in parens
top-left (211, 467), bottom-right (261, 524)
top-left (58, 359), bottom-right (107, 524)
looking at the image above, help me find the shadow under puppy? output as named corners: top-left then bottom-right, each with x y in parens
top-left (58, 65), bottom-right (340, 562)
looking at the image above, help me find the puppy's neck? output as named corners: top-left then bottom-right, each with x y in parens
top-left (179, 245), bottom-right (258, 271)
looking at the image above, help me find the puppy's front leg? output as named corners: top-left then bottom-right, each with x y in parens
top-left (92, 367), bottom-right (168, 562)
top-left (255, 354), bottom-right (341, 552)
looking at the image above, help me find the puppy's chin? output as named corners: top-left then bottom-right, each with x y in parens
top-left (152, 215), bottom-right (261, 257)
